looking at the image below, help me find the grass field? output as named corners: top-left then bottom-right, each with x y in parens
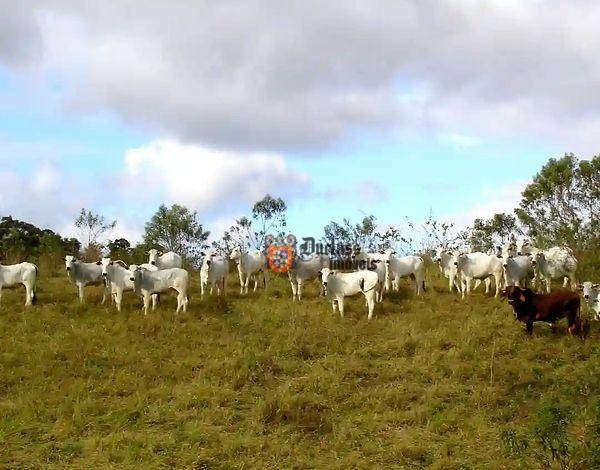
top-left (1, 266), bottom-right (600, 469)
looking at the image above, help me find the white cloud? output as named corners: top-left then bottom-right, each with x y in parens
top-left (120, 140), bottom-right (309, 218)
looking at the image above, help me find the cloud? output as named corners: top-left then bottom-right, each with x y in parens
top-left (2, 1), bottom-right (600, 153)
top-left (120, 140), bottom-right (309, 218)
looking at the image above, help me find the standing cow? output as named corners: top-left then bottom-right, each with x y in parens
top-left (147, 249), bottom-right (183, 269)
top-left (129, 265), bottom-right (189, 315)
top-left (65, 255), bottom-right (109, 303)
top-left (433, 248), bottom-right (461, 293)
top-left (382, 250), bottom-right (426, 296)
top-left (288, 253), bottom-right (330, 301)
top-left (0, 262), bottom-right (37, 306)
top-left (229, 246), bottom-right (268, 295)
top-left (200, 250), bottom-right (229, 297)
top-left (533, 247), bottom-right (578, 292)
top-left (320, 267), bottom-right (380, 320)
top-left (455, 252), bottom-right (504, 298)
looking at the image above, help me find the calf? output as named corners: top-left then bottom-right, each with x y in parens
top-left (502, 286), bottom-right (583, 336)
top-left (229, 246), bottom-right (268, 295)
top-left (130, 265), bottom-right (189, 315)
top-left (320, 267), bottom-right (379, 320)
top-left (0, 262), bottom-right (37, 306)
top-left (200, 250), bottom-right (229, 297)
top-left (65, 255), bottom-right (109, 303)
top-left (147, 249), bottom-right (183, 269)
top-left (288, 253), bottom-right (330, 301)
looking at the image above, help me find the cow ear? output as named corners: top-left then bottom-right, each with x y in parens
top-left (379, 250), bottom-right (384, 254)
top-left (330, 271), bottom-right (336, 275)
top-left (96, 261), bottom-right (101, 265)
top-left (594, 284), bottom-right (600, 289)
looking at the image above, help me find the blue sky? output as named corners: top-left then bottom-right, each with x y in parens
top-left (0, 2), bottom-right (597, 244)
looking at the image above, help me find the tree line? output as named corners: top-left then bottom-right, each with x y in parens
top-left (1, 153), bottom-right (599, 275)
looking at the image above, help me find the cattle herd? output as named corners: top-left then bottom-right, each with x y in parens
top-left (0, 240), bottom-right (597, 336)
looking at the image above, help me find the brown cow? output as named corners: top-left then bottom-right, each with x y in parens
top-left (501, 286), bottom-right (583, 336)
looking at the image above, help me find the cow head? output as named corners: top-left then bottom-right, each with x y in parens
top-left (147, 248), bottom-right (164, 266)
top-left (101, 257), bottom-right (112, 278)
top-left (229, 246), bottom-right (242, 262)
top-left (65, 255), bottom-right (77, 272)
top-left (320, 267), bottom-right (334, 295)
top-left (201, 250), bottom-right (218, 269)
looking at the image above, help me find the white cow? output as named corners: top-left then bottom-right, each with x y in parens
top-left (320, 267), bottom-right (379, 320)
top-left (516, 239), bottom-right (537, 256)
top-left (501, 253), bottom-right (535, 288)
top-left (351, 249), bottom-right (386, 302)
top-left (200, 250), bottom-right (229, 297)
top-left (433, 248), bottom-right (461, 293)
top-left (147, 249), bottom-right (183, 269)
top-left (0, 262), bottom-right (37, 306)
top-left (382, 250), bottom-right (426, 296)
top-left (533, 247), bottom-right (578, 292)
top-left (65, 255), bottom-right (109, 303)
top-left (101, 258), bottom-right (158, 312)
top-left (580, 282), bottom-right (600, 319)
top-left (229, 246), bottom-right (268, 295)
top-left (130, 265), bottom-right (189, 315)
top-left (455, 252), bottom-right (504, 298)
top-left (287, 253), bottom-right (330, 301)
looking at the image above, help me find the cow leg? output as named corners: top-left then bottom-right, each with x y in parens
top-left (200, 280), bottom-right (205, 298)
top-left (331, 299), bottom-right (338, 314)
top-left (449, 274), bottom-right (455, 293)
top-left (290, 277), bottom-right (298, 301)
top-left (115, 289), bottom-right (123, 313)
top-left (545, 278), bottom-right (551, 294)
top-left (494, 274), bottom-right (502, 297)
top-left (337, 297), bottom-right (345, 318)
top-left (366, 291), bottom-right (376, 320)
top-left (263, 270), bottom-right (269, 289)
top-left (525, 318), bottom-right (534, 335)
top-left (253, 275), bottom-right (258, 292)
top-left (143, 294), bottom-right (151, 315)
top-left (463, 278), bottom-right (472, 299)
top-left (24, 283), bottom-right (33, 307)
top-left (237, 268), bottom-right (245, 294)
top-left (297, 279), bottom-right (304, 301)
top-left (0, 285), bottom-right (3, 304)
top-left (151, 294), bottom-right (158, 310)
top-left (484, 278), bottom-right (491, 294)
top-left (78, 283), bottom-right (85, 303)
top-left (244, 274), bottom-right (251, 295)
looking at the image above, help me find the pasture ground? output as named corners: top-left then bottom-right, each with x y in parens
top-left (1, 267), bottom-right (600, 469)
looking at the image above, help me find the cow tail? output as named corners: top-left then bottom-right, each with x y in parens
top-left (32, 264), bottom-right (38, 304)
top-left (422, 280), bottom-right (426, 292)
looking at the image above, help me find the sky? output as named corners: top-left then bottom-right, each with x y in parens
top-left (0, 1), bottom-right (598, 244)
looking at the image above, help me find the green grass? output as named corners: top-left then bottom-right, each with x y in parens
top-left (1, 266), bottom-right (600, 468)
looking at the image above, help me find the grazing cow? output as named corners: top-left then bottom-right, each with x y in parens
top-left (129, 265), bottom-right (189, 315)
top-left (502, 285), bottom-right (583, 336)
top-left (0, 262), bottom-right (37, 306)
top-left (229, 246), bottom-right (268, 295)
top-left (455, 252), bottom-right (504, 298)
top-left (287, 253), bottom-right (330, 301)
top-left (101, 258), bottom-right (158, 312)
top-left (200, 250), bottom-right (229, 297)
top-left (147, 249), bottom-right (183, 269)
top-left (580, 282), bottom-right (600, 319)
top-left (382, 250), bottom-right (426, 295)
top-left (433, 248), bottom-right (461, 293)
top-left (320, 267), bottom-right (379, 320)
top-left (351, 249), bottom-right (386, 302)
top-left (65, 255), bottom-right (109, 303)
top-left (533, 247), bottom-right (578, 292)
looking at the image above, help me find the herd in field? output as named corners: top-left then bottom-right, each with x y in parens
top-left (0, 239), bottom-right (597, 336)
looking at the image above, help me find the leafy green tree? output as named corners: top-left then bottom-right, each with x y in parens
top-left (143, 204), bottom-right (210, 263)
top-left (74, 208), bottom-right (116, 249)
top-left (107, 238), bottom-right (132, 261)
top-left (228, 195), bottom-right (287, 250)
top-left (460, 213), bottom-right (522, 252)
top-left (515, 153), bottom-right (600, 249)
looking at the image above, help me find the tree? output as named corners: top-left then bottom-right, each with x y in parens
top-left (74, 208), bottom-right (116, 248)
top-left (107, 238), bottom-right (131, 261)
top-left (143, 204), bottom-right (209, 263)
top-left (459, 213), bottom-right (522, 252)
top-left (228, 195), bottom-right (288, 249)
top-left (515, 153), bottom-right (600, 249)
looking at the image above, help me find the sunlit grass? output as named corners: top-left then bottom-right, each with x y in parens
top-left (1, 266), bottom-right (599, 468)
